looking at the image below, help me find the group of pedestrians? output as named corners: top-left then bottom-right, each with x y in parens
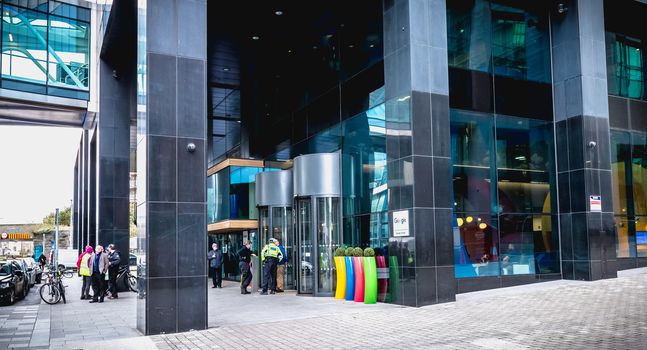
top-left (212, 238), bottom-right (286, 295)
top-left (77, 244), bottom-right (121, 303)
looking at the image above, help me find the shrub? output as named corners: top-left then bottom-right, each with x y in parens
top-left (334, 247), bottom-right (346, 256)
top-left (363, 247), bottom-right (375, 257)
top-left (345, 247), bottom-right (355, 256)
top-left (352, 247), bottom-right (364, 257)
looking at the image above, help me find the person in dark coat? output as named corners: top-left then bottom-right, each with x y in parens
top-left (90, 245), bottom-right (109, 303)
top-left (237, 240), bottom-right (253, 294)
top-left (107, 244), bottom-right (121, 299)
top-left (207, 243), bottom-right (224, 288)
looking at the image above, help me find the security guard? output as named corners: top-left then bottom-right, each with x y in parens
top-left (260, 238), bottom-right (283, 295)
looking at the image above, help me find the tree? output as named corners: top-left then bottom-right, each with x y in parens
top-left (43, 207), bottom-right (71, 226)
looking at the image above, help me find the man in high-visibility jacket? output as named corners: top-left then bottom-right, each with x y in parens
top-left (260, 238), bottom-right (283, 295)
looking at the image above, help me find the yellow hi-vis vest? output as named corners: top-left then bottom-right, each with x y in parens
top-left (80, 253), bottom-right (92, 276)
top-left (261, 243), bottom-right (282, 262)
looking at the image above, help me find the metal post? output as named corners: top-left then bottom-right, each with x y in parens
top-left (54, 208), bottom-right (59, 268)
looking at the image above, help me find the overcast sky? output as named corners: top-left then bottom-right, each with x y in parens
top-left (0, 126), bottom-right (81, 224)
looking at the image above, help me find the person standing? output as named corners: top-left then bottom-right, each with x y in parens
top-left (38, 253), bottom-right (47, 270)
top-left (260, 238), bottom-right (283, 295)
top-left (107, 244), bottom-right (121, 299)
top-left (77, 246), bottom-right (94, 300)
top-left (275, 238), bottom-right (287, 293)
top-left (207, 243), bottom-right (223, 288)
top-left (237, 240), bottom-right (253, 294)
top-left (90, 245), bottom-right (109, 303)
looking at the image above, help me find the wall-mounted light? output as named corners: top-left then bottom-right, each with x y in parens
top-left (187, 143), bottom-right (196, 153)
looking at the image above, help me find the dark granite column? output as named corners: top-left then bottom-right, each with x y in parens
top-left (383, 0), bottom-right (454, 306)
top-left (551, 0), bottom-right (617, 281)
top-left (88, 132), bottom-right (97, 247)
top-left (73, 152), bottom-right (79, 251)
top-left (96, 58), bottom-right (132, 258)
top-left (80, 129), bottom-right (90, 252)
top-left (137, 0), bottom-right (208, 335)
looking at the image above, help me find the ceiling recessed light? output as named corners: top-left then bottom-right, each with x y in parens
top-left (252, 35), bottom-right (260, 40)
top-left (348, 44), bottom-right (354, 48)
top-left (275, 10), bottom-right (283, 16)
top-left (313, 45), bottom-right (318, 49)
top-left (223, 68), bottom-right (230, 72)
top-left (369, 44), bottom-right (375, 48)
top-left (288, 49), bottom-right (292, 53)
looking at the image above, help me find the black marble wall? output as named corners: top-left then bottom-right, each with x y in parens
top-left (551, 0), bottom-right (617, 281)
top-left (383, 0), bottom-right (455, 306)
top-left (96, 58), bottom-right (132, 259)
top-left (137, 0), bottom-right (208, 335)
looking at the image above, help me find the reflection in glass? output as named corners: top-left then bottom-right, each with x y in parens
top-left (446, 0), bottom-right (551, 83)
top-left (272, 207), bottom-right (295, 289)
top-left (637, 216), bottom-right (647, 257)
top-left (229, 166), bottom-right (263, 220)
top-left (499, 214), bottom-right (558, 275)
top-left (632, 133), bottom-right (647, 216)
top-left (454, 213), bottom-right (499, 277)
top-left (298, 199), bottom-right (313, 294)
top-left (317, 197), bottom-right (340, 294)
top-left (615, 216), bottom-right (636, 258)
top-left (451, 110), bottom-right (496, 213)
top-left (213, 168), bottom-right (230, 222)
top-left (606, 33), bottom-right (645, 100)
top-left (207, 175), bottom-right (216, 223)
top-left (1, 3), bottom-right (90, 97)
top-left (611, 131), bottom-right (632, 216)
top-left (496, 116), bottom-right (553, 214)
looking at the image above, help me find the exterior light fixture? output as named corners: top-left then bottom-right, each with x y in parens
top-left (252, 36), bottom-right (260, 40)
top-left (186, 143), bottom-right (196, 153)
top-left (275, 10), bottom-right (283, 16)
top-left (369, 44), bottom-right (375, 48)
top-left (223, 68), bottom-right (230, 72)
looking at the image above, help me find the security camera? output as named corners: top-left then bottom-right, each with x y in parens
top-left (187, 143), bottom-right (196, 153)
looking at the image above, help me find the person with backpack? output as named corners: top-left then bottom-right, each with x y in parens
top-left (207, 243), bottom-right (223, 288)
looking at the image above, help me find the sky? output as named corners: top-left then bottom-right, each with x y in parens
top-left (0, 125), bottom-right (81, 224)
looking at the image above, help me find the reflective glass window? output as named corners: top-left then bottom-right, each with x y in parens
top-left (615, 215), bottom-right (636, 258)
top-left (229, 166), bottom-right (263, 220)
top-left (632, 133), bottom-right (647, 216)
top-left (207, 175), bottom-right (216, 223)
top-left (611, 131), bottom-right (632, 216)
top-left (637, 215), bottom-right (647, 257)
top-left (499, 214), bottom-right (558, 275)
top-left (606, 33), bottom-right (645, 100)
top-left (2, 5), bottom-right (48, 89)
top-left (496, 116), bottom-right (554, 214)
top-left (454, 213), bottom-right (499, 277)
top-left (213, 168), bottom-right (230, 222)
top-left (47, 14), bottom-right (90, 91)
top-left (451, 110), bottom-right (496, 213)
top-left (447, 0), bottom-right (491, 73)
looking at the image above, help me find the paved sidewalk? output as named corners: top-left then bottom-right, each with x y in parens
top-left (0, 274), bottom-right (140, 349)
top-left (84, 267), bottom-right (647, 350)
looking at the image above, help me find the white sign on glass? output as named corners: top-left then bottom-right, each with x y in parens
top-left (590, 195), bottom-right (602, 212)
top-left (393, 210), bottom-right (410, 237)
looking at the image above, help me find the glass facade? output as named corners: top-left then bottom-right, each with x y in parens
top-left (611, 130), bottom-right (647, 257)
top-left (451, 111), bottom-right (558, 278)
top-left (0, 0), bottom-right (90, 99)
top-left (606, 33), bottom-right (645, 100)
top-left (207, 165), bottom-right (269, 223)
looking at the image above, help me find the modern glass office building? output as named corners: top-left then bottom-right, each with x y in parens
top-left (60, 0), bottom-right (647, 336)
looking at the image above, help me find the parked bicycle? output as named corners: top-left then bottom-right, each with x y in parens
top-left (117, 265), bottom-right (137, 293)
top-left (39, 265), bottom-right (66, 304)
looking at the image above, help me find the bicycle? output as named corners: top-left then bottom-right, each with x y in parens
top-left (117, 265), bottom-right (138, 293)
top-left (39, 265), bottom-right (66, 304)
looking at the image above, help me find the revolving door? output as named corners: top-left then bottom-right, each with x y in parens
top-left (256, 170), bottom-right (295, 290)
top-left (293, 153), bottom-right (342, 297)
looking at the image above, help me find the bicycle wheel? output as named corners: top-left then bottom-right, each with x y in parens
top-left (63, 270), bottom-right (73, 279)
top-left (59, 280), bottom-right (66, 304)
top-left (128, 275), bottom-right (138, 292)
top-left (39, 283), bottom-right (61, 305)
